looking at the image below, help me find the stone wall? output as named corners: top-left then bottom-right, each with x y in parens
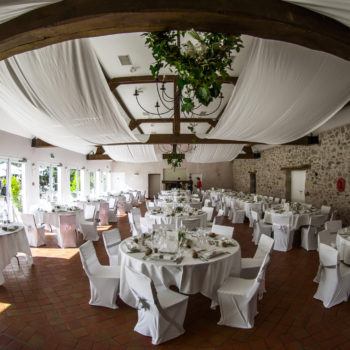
top-left (232, 124), bottom-right (350, 224)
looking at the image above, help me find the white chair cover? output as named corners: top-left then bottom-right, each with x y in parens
top-left (108, 197), bottom-right (117, 209)
top-left (102, 228), bottom-right (121, 266)
top-left (124, 265), bottom-right (188, 345)
top-left (98, 202), bottom-right (109, 226)
top-left (314, 243), bottom-right (350, 308)
top-left (211, 225), bottom-right (234, 239)
top-left (79, 241), bottom-right (120, 309)
top-left (57, 214), bottom-right (77, 248)
top-left (252, 210), bottom-right (272, 245)
top-left (108, 205), bottom-right (118, 223)
top-left (325, 220), bottom-right (342, 233)
top-left (232, 209), bottom-right (245, 224)
top-left (321, 205), bottom-right (332, 216)
top-left (201, 206), bottom-right (214, 223)
top-left (80, 220), bottom-right (99, 241)
top-left (217, 254), bottom-right (270, 329)
top-left (128, 212), bottom-right (139, 236)
top-left (181, 218), bottom-right (201, 231)
top-left (272, 214), bottom-right (294, 252)
top-left (301, 214), bottom-right (327, 251)
top-left (21, 213), bottom-right (45, 247)
top-left (84, 204), bottom-right (96, 221)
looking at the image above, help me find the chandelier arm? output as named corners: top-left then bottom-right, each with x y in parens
top-left (155, 81), bottom-right (173, 110)
top-left (191, 96), bottom-right (223, 116)
top-left (161, 89), bottom-right (175, 103)
top-left (135, 94), bottom-right (173, 116)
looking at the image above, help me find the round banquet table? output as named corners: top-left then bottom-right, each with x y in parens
top-left (119, 236), bottom-right (241, 308)
top-left (145, 211), bottom-right (207, 229)
top-left (0, 224), bottom-right (32, 285)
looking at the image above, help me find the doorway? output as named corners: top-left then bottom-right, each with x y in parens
top-left (291, 170), bottom-right (306, 202)
top-left (148, 174), bottom-right (161, 199)
top-left (249, 172), bottom-right (256, 194)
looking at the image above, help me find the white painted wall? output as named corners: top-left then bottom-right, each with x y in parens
top-left (111, 160), bottom-right (233, 196)
top-left (0, 130), bottom-right (112, 211)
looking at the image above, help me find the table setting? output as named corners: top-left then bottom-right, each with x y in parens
top-left (119, 226), bottom-right (241, 308)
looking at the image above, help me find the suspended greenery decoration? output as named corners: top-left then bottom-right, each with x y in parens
top-left (144, 30), bottom-right (243, 114)
top-left (166, 152), bottom-right (185, 170)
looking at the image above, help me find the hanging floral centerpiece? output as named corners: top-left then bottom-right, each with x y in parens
top-left (144, 30), bottom-right (243, 114)
top-left (165, 152), bottom-right (185, 170)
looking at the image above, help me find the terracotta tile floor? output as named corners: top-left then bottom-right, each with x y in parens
top-left (1, 207), bottom-right (350, 350)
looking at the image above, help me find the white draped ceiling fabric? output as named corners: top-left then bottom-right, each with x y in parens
top-left (0, 0), bottom-right (62, 24)
top-left (284, 0), bottom-right (350, 28)
top-left (185, 145), bottom-right (244, 163)
top-left (204, 38), bottom-right (350, 144)
top-left (104, 145), bottom-right (159, 163)
top-left (0, 39), bottom-right (141, 154)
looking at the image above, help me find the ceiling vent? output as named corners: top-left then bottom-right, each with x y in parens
top-left (118, 55), bottom-right (132, 66)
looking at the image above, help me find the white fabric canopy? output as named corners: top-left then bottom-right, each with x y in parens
top-left (284, 1), bottom-right (350, 28)
top-left (0, 1), bottom-right (61, 24)
top-left (186, 144), bottom-right (243, 163)
top-left (104, 145), bottom-right (159, 163)
top-left (0, 39), bottom-right (142, 153)
top-left (204, 38), bottom-right (350, 144)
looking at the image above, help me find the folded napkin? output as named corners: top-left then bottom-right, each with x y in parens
top-left (200, 250), bottom-right (227, 260)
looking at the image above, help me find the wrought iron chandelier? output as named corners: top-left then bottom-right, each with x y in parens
top-left (133, 80), bottom-right (224, 118)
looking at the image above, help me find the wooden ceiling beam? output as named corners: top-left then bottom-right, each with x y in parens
top-left (86, 153), bottom-right (111, 160)
top-left (31, 138), bottom-right (55, 148)
top-left (100, 134), bottom-right (255, 145)
top-left (1, 0), bottom-right (349, 61)
top-left (108, 75), bottom-right (237, 91)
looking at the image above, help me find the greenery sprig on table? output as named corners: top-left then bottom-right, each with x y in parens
top-left (144, 30), bottom-right (243, 114)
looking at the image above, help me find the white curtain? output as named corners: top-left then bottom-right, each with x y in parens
top-left (0, 0), bottom-right (61, 24)
top-left (0, 39), bottom-right (142, 153)
top-left (186, 144), bottom-right (244, 163)
top-left (284, 1), bottom-right (350, 28)
top-left (104, 145), bottom-right (159, 163)
top-left (204, 38), bottom-right (350, 144)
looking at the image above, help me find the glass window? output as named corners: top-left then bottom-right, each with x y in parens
top-left (89, 171), bottom-right (95, 196)
top-left (39, 164), bottom-right (58, 202)
top-left (70, 169), bottom-right (81, 198)
top-left (101, 171), bottom-right (107, 193)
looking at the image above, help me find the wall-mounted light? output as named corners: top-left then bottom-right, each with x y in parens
top-left (134, 172), bottom-right (139, 176)
top-left (50, 153), bottom-right (55, 159)
top-left (57, 162), bottom-right (63, 167)
top-left (19, 157), bottom-right (27, 163)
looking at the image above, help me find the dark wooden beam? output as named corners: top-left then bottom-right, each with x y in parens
top-left (86, 153), bottom-right (111, 160)
top-left (281, 164), bottom-right (311, 171)
top-left (284, 135), bottom-right (319, 146)
top-left (173, 77), bottom-right (180, 135)
top-left (235, 145), bottom-right (261, 159)
top-left (1, 0), bottom-right (350, 61)
top-left (111, 89), bottom-right (144, 134)
top-left (129, 118), bottom-right (217, 130)
top-left (108, 75), bottom-right (237, 91)
top-left (31, 138), bottom-right (55, 148)
top-left (101, 134), bottom-right (255, 145)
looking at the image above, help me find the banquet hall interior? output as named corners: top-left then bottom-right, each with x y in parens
top-left (0, 1), bottom-right (350, 349)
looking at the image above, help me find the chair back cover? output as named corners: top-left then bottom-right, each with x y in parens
top-left (21, 213), bottom-right (45, 247)
top-left (84, 204), bottom-right (96, 220)
top-left (251, 210), bottom-right (259, 223)
top-left (131, 207), bottom-right (142, 232)
top-left (255, 234), bottom-right (275, 258)
top-left (272, 213), bottom-right (292, 227)
top-left (79, 240), bottom-right (100, 276)
top-left (325, 220), bottom-right (342, 233)
top-left (128, 212), bottom-right (139, 236)
top-left (211, 224), bottom-right (234, 238)
top-left (102, 228), bottom-right (121, 256)
top-left (58, 214), bottom-right (77, 248)
top-left (201, 206), bottom-right (214, 222)
top-left (181, 218), bottom-right (201, 231)
top-left (247, 254), bottom-right (270, 300)
top-left (321, 205), bottom-right (331, 215)
top-left (309, 214), bottom-right (327, 228)
top-left (108, 197), bottom-right (116, 209)
top-left (99, 202), bottom-right (109, 225)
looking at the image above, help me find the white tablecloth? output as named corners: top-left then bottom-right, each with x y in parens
top-left (40, 209), bottom-right (84, 228)
top-left (0, 224), bottom-right (32, 285)
top-left (264, 209), bottom-right (319, 228)
top-left (119, 237), bottom-right (241, 308)
top-left (145, 211), bottom-right (208, 229)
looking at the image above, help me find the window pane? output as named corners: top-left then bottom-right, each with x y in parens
top-left (39, 165), bottom-right (50, 199)
top-left (10, 162), bottom-right (23, 212)
top-left (70, 169), bottom-right (81, 198)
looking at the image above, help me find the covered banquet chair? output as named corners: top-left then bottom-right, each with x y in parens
top-left (21, 213), bottom-right (45, 247)
top-left (56, 214), bottom-right (78, 248)
top-left (80, 219), bottom-right (99, 241)
top-left (217, 254), bottom-right (270, 329)
top-left (301, 214), bottom-right (327, 251)
top-left (125, 265), bottom-right (188, 345)
top-left (325, 220), bottom-right (342, 233)
top-left (79, 240), bottom-right (120, 309)
top-left (313, 243), bottom-right (350, 308)
top-left (102, 228), bottom-right (121, 266)
top-left (98, 202), bottom-right (109, 226)
top-left (272, 213), bottom-right (295, 252)
top-left (251, 210), bottom-right (272, 245)
top-left (211, 224), bottom-right (234, 239)
top-left (84, 204), bottom-right (96, 221)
